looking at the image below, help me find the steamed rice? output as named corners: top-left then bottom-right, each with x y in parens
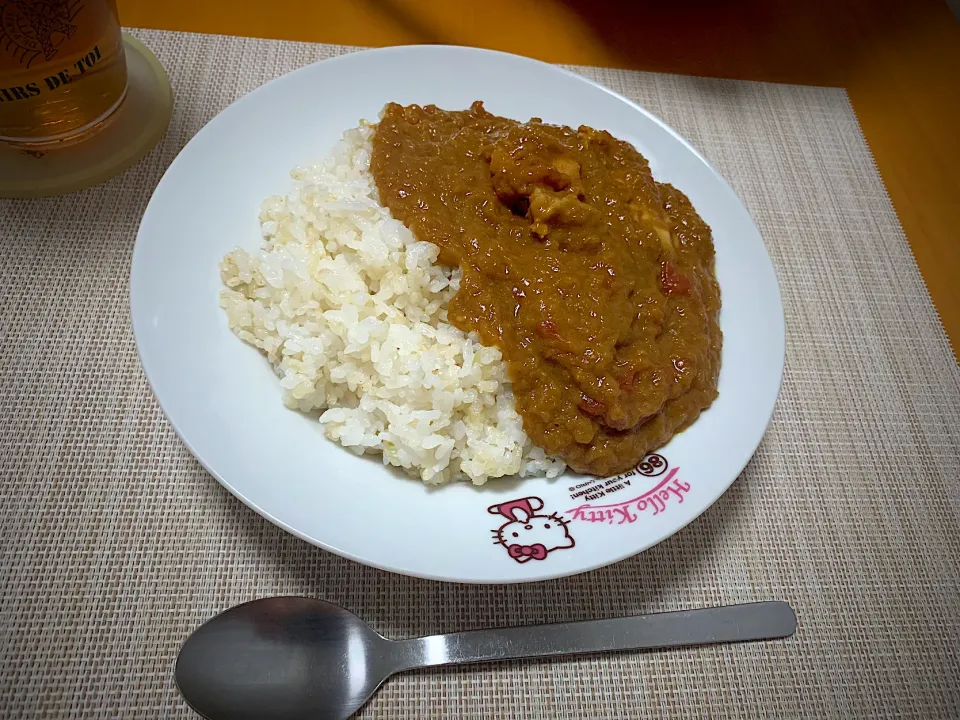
top-left (219, 123), bottom-right (565, 484)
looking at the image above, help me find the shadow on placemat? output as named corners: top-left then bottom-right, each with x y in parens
top-left (213, 459), bottom-right (755, 638)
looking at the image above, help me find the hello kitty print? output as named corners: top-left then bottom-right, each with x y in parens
top-left (489, 497), bottom-right (575, 563)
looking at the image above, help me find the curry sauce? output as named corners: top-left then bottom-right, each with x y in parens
top-left (371, 102), bottom-right (721, 476)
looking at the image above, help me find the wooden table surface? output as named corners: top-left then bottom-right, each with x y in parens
top-left (118, 0), bottom-right (960, 359)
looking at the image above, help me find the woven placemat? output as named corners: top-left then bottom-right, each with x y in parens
top-left (1, 28), bottom-right (958, 719)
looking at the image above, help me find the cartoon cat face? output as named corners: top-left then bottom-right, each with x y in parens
top-left (490, 498), bottom-right (575, 563)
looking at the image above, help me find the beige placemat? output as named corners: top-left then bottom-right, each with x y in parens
top-left (2, 28), bottom-right (959, 719)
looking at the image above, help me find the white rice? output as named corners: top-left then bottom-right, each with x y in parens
top-left (219, 123), bottom-right (565, 485)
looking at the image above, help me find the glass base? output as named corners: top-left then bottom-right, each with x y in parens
top-left (0, 83), bottom-right (129, 147)
top-left (0, 34), bottom-right (173, 198)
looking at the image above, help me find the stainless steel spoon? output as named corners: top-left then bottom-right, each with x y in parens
top-left (176, 596), bottom-right (796, 720)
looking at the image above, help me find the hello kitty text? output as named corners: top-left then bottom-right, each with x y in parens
top-left (489, 497), bottom-right (575, 563)
top-left (566, 468), bottom-right (690, 525)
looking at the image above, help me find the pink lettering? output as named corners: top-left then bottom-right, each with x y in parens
top-left (566, 467), bottom-right (690, 525)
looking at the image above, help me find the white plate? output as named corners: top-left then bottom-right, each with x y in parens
top-left (131, 45), bottom-right (784, 583)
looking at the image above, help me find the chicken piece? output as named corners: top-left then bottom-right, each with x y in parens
top-left (489, 128), bottom-right (583, 210)
top-left (529, 187), bottom-right (597, 235)
top-left (550, 155), bottom-right (583, 196)
top-left (629, 198), bottom-right (675, 252)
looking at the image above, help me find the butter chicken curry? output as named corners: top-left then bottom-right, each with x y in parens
top-left (371, 102), bottom-right (721, 476)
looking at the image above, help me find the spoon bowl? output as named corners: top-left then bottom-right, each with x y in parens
top-left (175, 597), bottom-right (396, 720)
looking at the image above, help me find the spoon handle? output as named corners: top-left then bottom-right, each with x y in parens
top-left (397, 601), bottom-right (795, 669)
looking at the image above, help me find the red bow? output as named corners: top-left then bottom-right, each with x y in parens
top-left (508, 543), bottom-right (548, 561)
